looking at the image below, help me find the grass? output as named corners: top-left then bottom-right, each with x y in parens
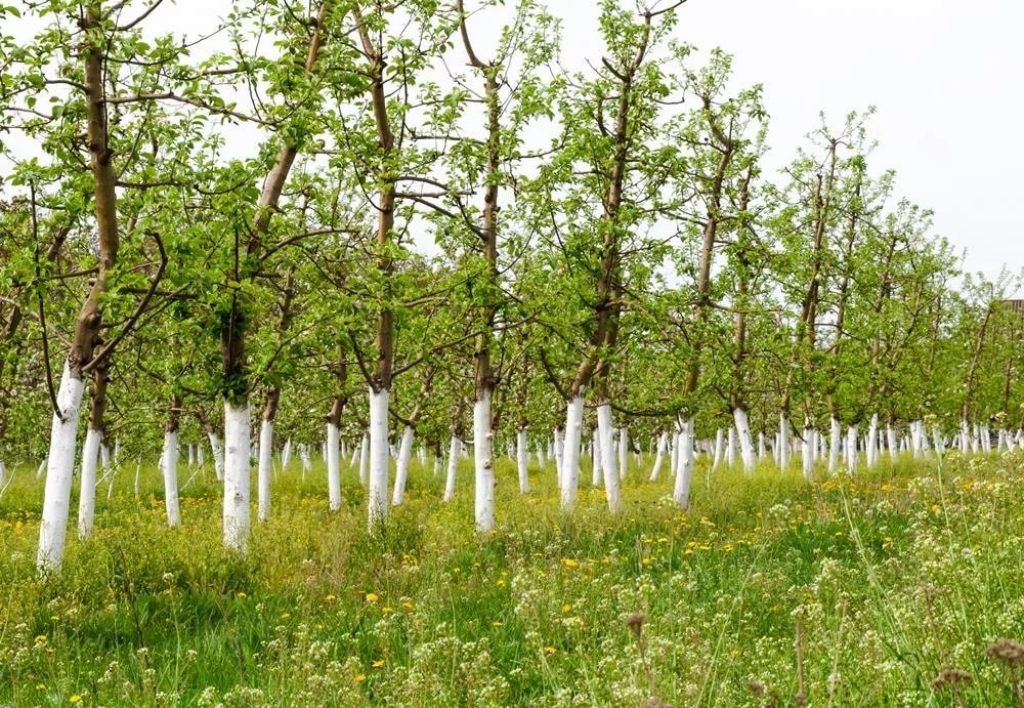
top-left (2, 448), bottom-right (1024, 706)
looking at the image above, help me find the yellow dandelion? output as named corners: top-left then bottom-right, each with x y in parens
top-left (492, 621), bottom-right (504, 627)
top-left (354, 673), bottom-right (367, 683)
top-left (69, 695), bottom-right (81, 704)
top-left (495, 579), bottom-right (506, 587)
top-left (561, 558), bottom-right (579, 569)
top-left (543, 646), bottom-right (557, 655)
top-left (324, 594), bottom-right (337, 603)
top-left (236, 591), bottom-right (247, 599)
top-left (279, 612), bottom-right (291, 620)
top-left (365, 592), bottom-right (380, 603)
top-left (560, 603), bottom-right (572, 613)
top-left (35, 683), bottom-right (45, 690)
top-left (401, 600), bottom-right (414, 610)
top-left (372, 659), bottom-right (385, 668)
top-left (34, 635), bottom-right (46, 644)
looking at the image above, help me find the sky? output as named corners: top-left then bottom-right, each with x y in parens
top-left (7, 0), bottom-right (1022, 283)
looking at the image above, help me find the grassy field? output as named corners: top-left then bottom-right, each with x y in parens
top-left (2, 450), bottom-right (1024, 706)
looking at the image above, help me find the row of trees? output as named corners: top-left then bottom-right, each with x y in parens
top-left (0, 0), bottom-right (1019, 572)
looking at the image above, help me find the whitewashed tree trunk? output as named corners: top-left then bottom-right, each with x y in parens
top-left (473, 391), bottom-right (495, 532)
top-left (223, 401), bottom-right (250, 552)
top-left (865, 414), bottom-right (878, 468)
top-left (960, 419), bottom-right (970, 455)
top-left (886, 425), bottom-right (898, 459)
top-left (673, 418), bottom-right (695, 509)
top-left (669, 431), bottom-right (680, 480)
top-left (712, 429), bottom-right (724, 470)
top-left (37, 364), bottom-right (86, 572)
top-left (282, 438), bottom-right (292, 469)
top-left (392, 425), bottom-right (415, 506)
top-left (76, 428), bottom-right (102, 539)
top-left (596, 402), bottom-right (621, 513)
top-left (516, 428), bottom-right (530, 493)
top-left (257, 420), bottom-right (273, 522)
top-left (367, 387), bottom-right (389, 528)
top-left (560, 395), bottom-right (585, 510)
top-left (779, 413), bottom-right (791, 471)
top-left (828, 417), bottom-right (841, 476)
top-left (358, 432), bottom-right (369, 485)
top-left (727, 426), bottom-right (737, 468)
top-left (734, 409), bottom-right (756, 472)
top-left (162, 430), bottom-right (181, 527)
top-left (553, 427), bottom-right (564, 482)
top-left (591, 430), bottom-right (603, 488)
top-left (802, 423), bottom-right (814, 480)
top-left (757, 431), bottom-right (767, 460)
top-left (649, 431), bottom-right (667, 481)
top-left (326, 423), bottom-right (341, 511)
top-left (618, 427), bottom-right (628, 480)
top-left (207, 431), bottom-right (225, 481)
top-left (443, 434), bottom-right (460, 502)
top-left (846, 424), bottom-right (858, 473)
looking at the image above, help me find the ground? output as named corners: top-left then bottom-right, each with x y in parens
top-left (2, 450), bottom-right (1024, 706)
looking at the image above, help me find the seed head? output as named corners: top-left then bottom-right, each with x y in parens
top-left (626, 611), bottom-right (646, 638)
top-left (986, 639), bottom-right (1024, 666)
top-left (932, 668), bottom-right (973, 691)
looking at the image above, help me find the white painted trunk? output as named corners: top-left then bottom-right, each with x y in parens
top-left (758, 432), bottom-right (766, 459)
top-left (392, 425), bottom-right (415, 506)
top-left (257, 420), bottom-right (273, 522)
top-left (886, 426), bottom-right (898, 459)
top-left (281, 438), bottom-right (292, 469)
top-left (591, 430), bottom-right (603, 488)
top-left (618, 427), bottom-right (628, 480)
top-left (367, 387), bottom-right (389, 528)
top-left (712, 429), bottom-right (724, 470)
top-left (649, 431), bottom-right (667, 481)
top-left (473, 392), bottom-right (495, 531)
top-left (326, 422), bottom-right (341, 511)
top-left (734, 409), bottom-right (756, 472)
top-left (162, 429), bottom-right (181, 527)
top-left (960, 419), bottom-right (970, 455)
top-left (443, 435), bottom-right (460, 502)
top-left (779, 413), bottom-right (791, 471)
top-left (727, 426), bottom-right (737, 468)
top-left (208, 431), bottom-right (225, 481)
top-left (516, 428), bottom-right (530, 493)
top-left (358, 432), bottom-right (369, 485)
top-left (802, 424), bottom-right (814, 481)
top-left (596, 402), bottom-right (621, 513)
top-left (865, 414), bottom-right (878, 468)
top-left (846, 424), bottom-right (859, 473)
top-left (37, 363), bottom-right (85, 573)
top-left (828, 417), bottom-right (841, 476)
top-left (553, 427), bottom-right (564, 482)
top-left (669, 431), bottom-right (680, 479)
top-left (673, 418), bottom-right (695, 509)
top-left (222, 401), bottom-right (250, 552)
top-left (560, 395), bottom-right (585, 510)
top-left (76, 427), bottom-right (102, 540)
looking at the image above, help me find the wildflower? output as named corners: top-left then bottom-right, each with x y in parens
top-left (236, 592), bottom-right (247, 600)
top-left (561, 558), bottom-right (579, 569)
top-left (561, 603), bottom-right (572, 613)
top-left (543, 646), bottom-right (557, 655)
top-left (354, 674), bottom-right (367, 683)
top-left (495, 579), bottom-right (506, 587)
top-left (35, 635), bottom-right (46, 644)
top-left (36, 683), bottom-right (45, 690)
top-left (492, 621), bottom-right (504, 627)
top-left (69, 695), bottom-right (81, 704)
top-left (371, 659), bottom-right (385, 668)
top-left (279, 612), bottom-right (290, 620)
top-left (324, 594), bottom-right (336, 603)
top-left (365, 593), bottom-right (380, 604)
top-left (401, 600), bottom-right (414, 610)
top-left (986, 639), bottom-right (1024, 666)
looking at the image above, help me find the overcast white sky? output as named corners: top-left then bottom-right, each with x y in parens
top-left (9, 0), bottom-right (1021, 282)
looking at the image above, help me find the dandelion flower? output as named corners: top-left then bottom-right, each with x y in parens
top-left (365, 592), bottom-right (380, 603)
top-left (561, 558), bottom-right (578, 569)
top-left (324, 594), bottom-right (336, 603)
top-left (354, 674), bottom-right (367, 683)
top-left (69, 695), bottom-right (81, 704)
top-left (372, 659), bottom-right (385, 668)
top-left (560, 603), bottom-right (572, 613)
top-left (235, 591), bottom-right (247, 600)
top-left (543, 646), bottom-right (557, 655)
